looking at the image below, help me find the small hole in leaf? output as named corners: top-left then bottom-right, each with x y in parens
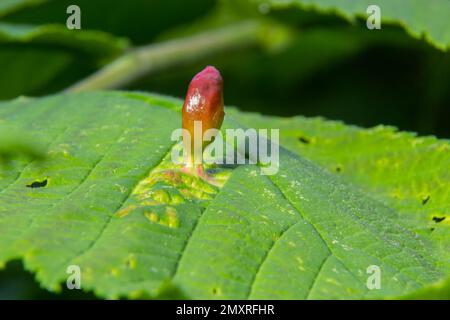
top-left (298, 136), bottom-right (310, 144)
top-left (422, 195), bottom-right (430, 205)
top-left (26, 179), bottom-right (48, 188)
top-left (432, 216), bottom-right (445, 223)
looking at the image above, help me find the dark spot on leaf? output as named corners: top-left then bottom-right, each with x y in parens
top-left (430, 228), bottom-right (435, 232)
top-left (26, 179), bottom-right (48, 188)
top-left (212, 288), bottom-right (218, 295)
top-left (335, 166), bottom-right (342, 173)
top-left (422, 195), bottom-right (430, 205)
top-left (298, 136), bottom-right (310, 144)
top-left (432, 216), bottom-right (445, 223)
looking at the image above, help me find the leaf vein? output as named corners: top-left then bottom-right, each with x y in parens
top-left (245, 220), bottom-right (302, 299)
top-left (51, 141), bottom-right (178, 276)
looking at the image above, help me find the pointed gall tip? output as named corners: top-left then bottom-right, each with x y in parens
top-left (193, 65), bottom-right (222, 83)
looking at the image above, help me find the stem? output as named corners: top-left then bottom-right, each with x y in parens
top-left (65, 21), bottom-right (263, 92)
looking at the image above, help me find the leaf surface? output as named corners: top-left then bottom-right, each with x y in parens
top-left (0, 91), bottom-right (448, 299)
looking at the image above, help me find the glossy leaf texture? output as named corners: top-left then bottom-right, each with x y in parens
top-left (0, 91), bottom-right (448, 299)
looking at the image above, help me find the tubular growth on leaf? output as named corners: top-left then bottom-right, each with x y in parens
top-left (182, 66), bottom-right (224, 166)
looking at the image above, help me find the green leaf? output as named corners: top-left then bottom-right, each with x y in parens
top-left (0, 91), bottom-right (448, 299)
top-left (0, 23), bottom-right (128, 58)
top-left (0, 23), bottom-right (128, 99)
top-left (229, 108), bottom-right (450, 298)
top-left (0, 0), bottom-right (47, 17)
top-left (253, 0), bottom-right (450, 50)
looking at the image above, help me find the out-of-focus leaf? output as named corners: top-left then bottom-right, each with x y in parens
top-left (1, 0), bottom-right (217, 45)
top-left (253, 0), bottom-right (450, 50)
top-left (0, 23), bottom-right (128, 58)
top-left (0, 23), bottom-right (128, 99)
top-left (0, 0), bottom-right (216, 99)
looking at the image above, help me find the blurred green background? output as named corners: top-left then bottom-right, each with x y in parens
top-left (0, 0), bottom-right (449, 298)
